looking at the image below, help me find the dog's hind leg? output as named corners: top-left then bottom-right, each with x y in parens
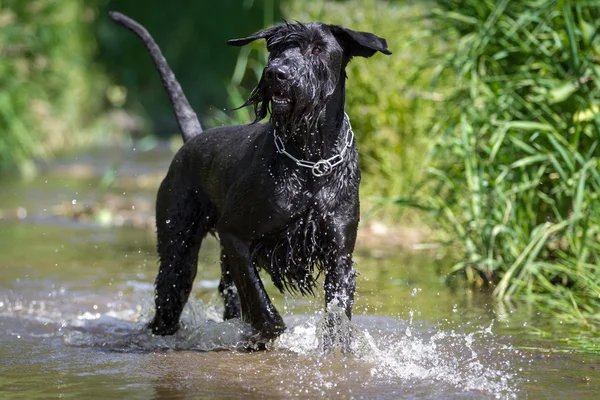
top-left (150, 179), bottom-right (211, 335)
top-left (219, 249), bottom-right (241, 320)
top-left (219, 233), bottom-right (285, 340)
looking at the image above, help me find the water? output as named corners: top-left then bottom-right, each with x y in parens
top-left (1, 146), bottom-right (598, 399)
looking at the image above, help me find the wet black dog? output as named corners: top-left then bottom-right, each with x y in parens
top-left (110, 12), bottom-right (390, 346)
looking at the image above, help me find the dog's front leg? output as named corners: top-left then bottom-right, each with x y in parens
top-left (323, 213), bottom-right (358, 319)
top-left (319, 212), bottom-right (359, 353)
top-left (324, 252), bottom-right (357, 318)
top-left (219, 232), bottom-right (286, 344)
top-left (320, 251), bottom-right (357, 353)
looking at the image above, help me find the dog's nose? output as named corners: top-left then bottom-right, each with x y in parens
top-left (265, 64), bottom-right (290, 82)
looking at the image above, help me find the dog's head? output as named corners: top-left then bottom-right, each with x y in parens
top-left (228, 22), bottom-right (390, 130)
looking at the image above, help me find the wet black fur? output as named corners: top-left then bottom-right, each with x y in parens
top-left (109, 12), bottom-right (390, 343)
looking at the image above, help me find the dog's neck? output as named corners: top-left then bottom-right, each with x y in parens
top-left (271, 77), bottom-right (348, 161)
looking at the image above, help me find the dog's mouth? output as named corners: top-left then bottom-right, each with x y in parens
top-left (270, 92), bottom-right (293, 110)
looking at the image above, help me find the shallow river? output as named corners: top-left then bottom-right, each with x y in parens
top-left (0, 146), bottom-right (598, 399)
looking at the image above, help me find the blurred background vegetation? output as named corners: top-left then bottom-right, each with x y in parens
top-left (0, 0), bottom-right (281, 174)
top-left (1, 0), bottom-right (598, 333)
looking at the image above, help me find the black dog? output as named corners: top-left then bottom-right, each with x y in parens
top-left (109, 12), bottom-right (390, 345)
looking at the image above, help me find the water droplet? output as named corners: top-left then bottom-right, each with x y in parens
top-left (17, 208), bottom-right (27, 219)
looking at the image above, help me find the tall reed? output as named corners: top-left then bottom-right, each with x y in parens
top-left (424, 0), bottom-right (600, 329)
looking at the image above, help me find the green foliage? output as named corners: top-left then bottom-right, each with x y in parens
top-left (424, 0), bottom-right (600, 330)
top-left (0, 0), bottom-right (112, 174)
top-left (0, 0), bottom-right (282, 173)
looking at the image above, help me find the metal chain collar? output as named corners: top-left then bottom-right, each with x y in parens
top-left (273, 113), bottom-right (354, 177)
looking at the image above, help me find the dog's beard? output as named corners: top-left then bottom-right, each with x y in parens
top-left (269, 100), bottom-right (325, 142)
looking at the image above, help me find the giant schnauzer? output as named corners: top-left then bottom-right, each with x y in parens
top-left (109, 12), bottom-right (390, 347)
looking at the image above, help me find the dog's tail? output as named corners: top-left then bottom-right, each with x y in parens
top-left (109, 11), bottom-right (202, 142)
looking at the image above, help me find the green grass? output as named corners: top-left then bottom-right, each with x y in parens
top-left (420, 0), bottom-right (600, 331)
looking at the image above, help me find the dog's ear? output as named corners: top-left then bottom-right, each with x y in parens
top-left (227, 26), bottom-right (281, 47)
top-left (328, 25), bottom-right (391, 58)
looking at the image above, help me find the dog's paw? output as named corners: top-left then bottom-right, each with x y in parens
top-left (262, 318), bottom-right (287, 339)
top-left (148, 318), bottom-right (180, 336)
top-left (317, 308), bottom-right (354, 354)
top-left (237, 319), bottom-right (286, 351)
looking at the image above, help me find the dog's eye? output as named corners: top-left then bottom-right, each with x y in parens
top-left (311, 46), bottom-right (321, 55)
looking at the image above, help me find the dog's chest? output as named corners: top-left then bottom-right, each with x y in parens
top-left (271, 165), bottom-right (350, 216)
top-left (245, 170), bottom-right (329, 234)
top-left (271, 169), bottom-right (313, 213)
top-left (223, 149), bottom-right (356, 241)
top-left (249, 165), bottom-right (358, 293)
top-left (250, 180), bottom-right (327, 293)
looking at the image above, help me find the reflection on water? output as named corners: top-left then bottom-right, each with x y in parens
top-left (0, 147), bottom-right (599, 399)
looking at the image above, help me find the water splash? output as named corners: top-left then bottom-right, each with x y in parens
top-left (361, 321), bottom-right (516, 398)
top-left (61, 298), bottom-right (253, 352)
top-left (276, 311), bottom-right (517, 398)
top-left (1, 296), bottom-right (518, 398)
